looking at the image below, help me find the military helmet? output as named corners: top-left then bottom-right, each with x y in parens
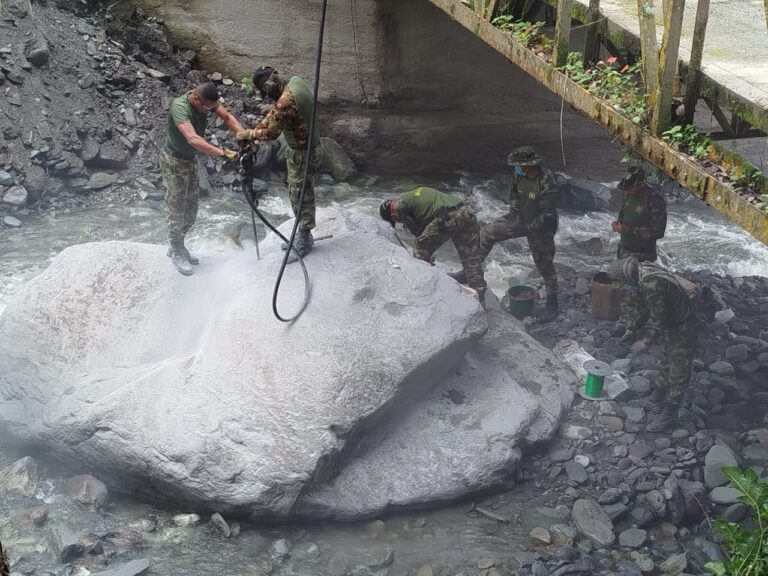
top-left (617, 166), bottom-right (646, 190)
top-left (252, 66), bottom-right (276, 90)
top-left (507, 146), bottom-right (541, 167)
top-left (379, 199), bottom-right (396, 228)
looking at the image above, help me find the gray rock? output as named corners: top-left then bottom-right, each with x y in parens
top-left (565, 461), bottom-right (588, 484)
top-left (8, 0), bottom-right (30, 18)
top-left (3, 216), bottom-right (22, 228)
top-left (24, 38), bottom-right (50, 67)
top-left (629, 505), bottom-right (654, 528)
top-left (0, 208), bottom-right (489, 517)
top-left (619, 527), bottom-right (647, 549)
top-left (319, 137), bottom-right (356, 182)
top-left (575, 277), bottom-right (590, 295)
top-left (743, 443), bottom-right (768, 464)
top-left (47, 523), bottom-right (84, 562)
top-left (66, 474), bottom-right (108, 508)
top-left (86, 172), bottom-right (118, 190)
top-left (77, 20), bottom-right (98, 36)
top-left (725, 344), bottom-right (750, 363)
top-left (172, 513), bottom-right (200, 526)
top-left (708, 361), bottom-right (734, 376)
top-left (571, 498), bottom-right (616, 547)
top-left (550, 447), bottom-right (576, 463)
top-left (2, 185), bottom-right (28, 206)
top-left (94, 141), bottom-right (131, 170)
top-left (23, 506), bottom-right (49, 526)
top-left (612, 358), bottom-right (631, 373)
top-left (271, 538), bottom-right (293, 562)
top-left (551, 524), bottom-right (577, 545)
top-left (123, 108), bottom-right (138, 126)
top-left (90, 559), bottom-right (150, 576)
top-left (628, 442), bottom-right (652, 460)
top-left (210, 512), bottom-right (230, 537)
top-left (530, 526), bottom-right (552, 545)
top-left (710, 486), bottom-right (741, 504)
top-left (598, 415), bottom-right (624, 432)
top-left (0, 170), bottom-right (12, 185)
top-left (659, 552), bottom-right (687, 575)
top-left (599, 487), bottom-right (623, 505)
top-left (616, 561), bottom-right (643, 576)
top-left (0, 456), bottom-right (39, 496)
top-left (714, 309), bottom-right (734, 324)
top-left (722, 503), bottom-right (748, 522)
top-left (704, 444), bottom-right (738, 488)
top-left (647, 490), bottom-right (667, 517)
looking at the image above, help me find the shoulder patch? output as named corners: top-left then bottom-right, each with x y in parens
top-left (414, 187), bottom-right (422, 196)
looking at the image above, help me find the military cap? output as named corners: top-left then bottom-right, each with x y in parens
top-left (617, 166), bottom-right (646, 190)
top-left (252, 66), bottom-right (276, 89)
top-left (507, 146), bottom-right (541, 166)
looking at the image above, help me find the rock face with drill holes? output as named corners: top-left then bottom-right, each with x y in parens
top-left (0, 208), bottom-right (575, 518)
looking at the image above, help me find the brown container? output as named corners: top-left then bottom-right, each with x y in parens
top-left (591, 272), bottom-right (622, 321)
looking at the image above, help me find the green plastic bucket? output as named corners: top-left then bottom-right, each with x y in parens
top-left (507, 285), bottom-right (537, 319)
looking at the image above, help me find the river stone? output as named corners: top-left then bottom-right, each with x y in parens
top-left (319, 137), bottom-right (356, 182)
top-left (659, 552), bottom-right (687, 575)
top-left (565, 461), bottom-right (588, 484)
top-left (619, 527), bottom-right (647, 549)
top-left (47, 522), bottom-right (84, 562)
top-left (86, 172), bottom-right (118, 189)
top-left (704, 445), bottom-right (738, 488)
top-left (572, 498), bottom-right (616, 547)
top-left (3, 216), bottom-right (22, 228)
top-left (91, 559), bottom-right (150, 576)
top-left (0, 208), bottom-right (487, 517)
top-left (708, 361), bottom-right (734, 376)
top-left (710, 486), bottom-right (741, 505)
top-left (0, 456), bottom-right (39, 497)
top-left (725, 344), bottom-right (750, 363)
top-left (2, 185), bottom-right (28, 206)
top-left (0, 170), bottom-right (12, 185)
top-left (24, 38), bottom-right (50, 67)
top-left (66, 474), bottom-right (108, 508)
top-left (298, 305), bottom-right (574, 519)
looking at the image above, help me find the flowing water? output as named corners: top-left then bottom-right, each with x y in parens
top-left (1, 171), bottom-right (767, 574)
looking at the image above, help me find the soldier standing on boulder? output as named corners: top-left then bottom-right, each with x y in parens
top-left (612, 167), bottom-right (667, 262)
top-left (161, 82), bottom-right (244, 276)
top-left (606, 257), bottom-right (698, 432)
top-left (452, 146), bottom-right (559, 321)
top-left (237, 66), bottom-right (323, 257)
top-left (379, 187), bottom-right (487, 306)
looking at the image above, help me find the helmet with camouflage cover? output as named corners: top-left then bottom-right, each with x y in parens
top-left (617, 166), bottom-right (646, 190)
top-left (507, 146), bottom-right (541, 167)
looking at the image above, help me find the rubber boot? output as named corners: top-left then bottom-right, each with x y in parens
top-left (646, 402), bottom-right (678, 433)
top-left (537, 294), bottom-right (559, 323)
top-left (167, 242), bottom-right (199, 265)
top-left (295, 229), bottom-right (314, 257)
top-left (448, 270), bottom-right (468, 285)
top-left (168, 243), bottom-right (193, 276)
top-left (639, 387), bottom-right (666, 413)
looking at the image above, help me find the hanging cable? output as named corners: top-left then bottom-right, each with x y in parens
top-left (240, 0), bottom-right (328, 323)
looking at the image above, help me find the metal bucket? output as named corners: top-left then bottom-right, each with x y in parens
top-left (506, 285), bottom-right (537, 319)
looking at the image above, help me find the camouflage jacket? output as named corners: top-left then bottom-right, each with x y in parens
top-left (252, 85), bottom-right (311, 148)
top-left (627, 262), bottom-right (695, 342)
top-left (509, 169), bottom-right (558, 228)
top-left (618, 186), bottom-right (667, 242)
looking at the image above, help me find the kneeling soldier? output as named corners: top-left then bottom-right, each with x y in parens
top-left (379, 187), bottom-right (487, 306)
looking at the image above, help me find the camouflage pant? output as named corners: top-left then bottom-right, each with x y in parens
top-left (479, 212), bottom-right (558, 297)
top-left (414, 206), bottom-right (487, 294)
top-left (659, 317), bottom-right (698, 401)
top-left (617, 243), bottom-right (657, 262)
top-left (286, 145), bottom-right (323, 231)
top-left (160, 150), bottom-right (198, 245)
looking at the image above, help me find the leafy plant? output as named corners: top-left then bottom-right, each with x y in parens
top-left (241, 75), bottom-right (254, 96)
top-left (661, 124), bottom-right (713, 161)
top-left (492, 15), bottom-right (551, 51)
top-left (705, 467), bottom-right (768, 576)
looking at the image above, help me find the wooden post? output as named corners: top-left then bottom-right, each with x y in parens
top-left (650, 0), bottom-right (685, 135)
top-left (636, 0), bottom-right (660, 103)
top-left (474, 0), bottom-right (483, 16)
top-left (485, 0), bottom-right (500, 21)
top-left (764, 0), bottom-right (768, 29)
top-left (683, 0), bottom-right (710, 123)
top-left (583, 0), bottom-right (602, 66)
top-left (554, 0), bottom-right (574, 67)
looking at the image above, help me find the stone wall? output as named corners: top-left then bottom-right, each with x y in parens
top-left (138, 0), bottom-right (624, 178)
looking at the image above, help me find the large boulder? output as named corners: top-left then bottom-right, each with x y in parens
top-left (0, 208), bottom-right (486, 517)
top-left (298, 308), bottom-right (575, 519)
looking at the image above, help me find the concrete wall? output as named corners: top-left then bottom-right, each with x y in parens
top-left (138, 0), bottom-right (624, 178)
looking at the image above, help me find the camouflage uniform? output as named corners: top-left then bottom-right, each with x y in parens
top-left (479, 152), bottom-right (559, 298)
top-left (616, 184), bottom-right (667, 262)
top-left (399, 187), bottom-right (487, 296)
top-left (251, 76), bottom-right (322, 231)
top-left (623, 262), bottom-right (697, 401)
top-left (160, 151), bottom-right (199, 245)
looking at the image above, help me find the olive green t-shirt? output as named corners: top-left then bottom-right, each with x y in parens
top-left (165, 93), bottom-right (208, 157)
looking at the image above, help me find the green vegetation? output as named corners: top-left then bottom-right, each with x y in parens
top-left (706, 467), bottom-right (768, 576)
top-left (241, 75), bottom-right (254, 96)
top-left (661, 124), bottom-right (714, 161)
top-left (560, 53), bottom-right (647, 124)
top-left (491, 15), bottom-right (551, 52)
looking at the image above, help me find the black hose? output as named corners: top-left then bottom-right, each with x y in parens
top-left (242, 0), bottom-right (328, 323)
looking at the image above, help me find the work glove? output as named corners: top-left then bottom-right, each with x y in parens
top-left (630, 340), bottom-right (649, 354)
top-left (221, 148), bottom-right (239, 162)
top-left (611, 221), bottom-right (629, 233)
top-left (235, 130), bottom-right (253, 142)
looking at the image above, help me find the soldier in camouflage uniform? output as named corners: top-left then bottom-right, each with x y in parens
top-left (161, 82), bottom-right (243, 275)
top-left (237, 66), bottom-right (323, 257)
top-left (379, 187), bottom-right (487, 306)
top-left (612, 167), bottom-right (668, 329)
top-left (612, 167), bottom-right (667, 262)
top-left (607, 257), bottom-right (698, 432)
top-left (456, 146), bottom-right (559, 321)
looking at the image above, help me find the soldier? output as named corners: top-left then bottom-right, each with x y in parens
top-left (607, 257), bottom-right (698, 432)
top-left (161, 82), bottom-right (243, 275)
top-left (237, 66), bottom-right (322, 257)
top-left (379, 187), bottom-right (487, 306)
top-left (612, 167), bottom-right (667, 262)
top-left (453, 146), bottom-right (559, 321)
